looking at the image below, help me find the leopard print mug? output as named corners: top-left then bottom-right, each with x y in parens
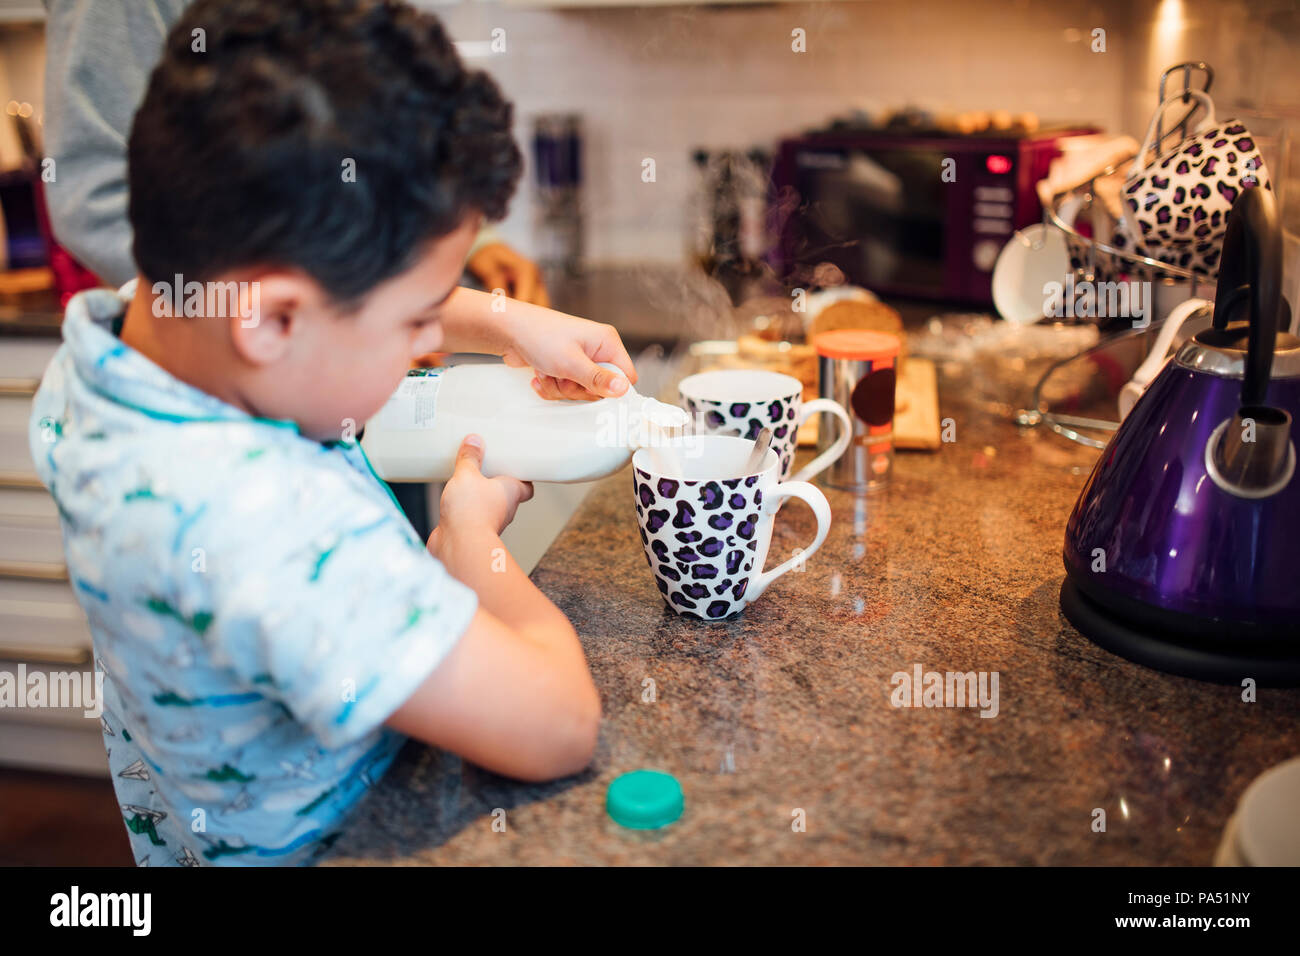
top-left (632, 434), bottom-right (831, 620)
top-left (678, 369), bottom-right (851, 481)
top-left (1121, 89), bottom-right (1270, 276)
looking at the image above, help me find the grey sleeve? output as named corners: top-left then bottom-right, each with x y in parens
top-left (41, 0), bottom-right (189, 286)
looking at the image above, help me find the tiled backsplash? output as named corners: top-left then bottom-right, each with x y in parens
top-left (1122, 0), bottom-right (1300, 235)
top-left (434, 0), bottom-right (1133, 263)
top-left (1, 0), bottom-right (1296, 263)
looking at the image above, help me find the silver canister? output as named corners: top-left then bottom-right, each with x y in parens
top-left (813, 330), bottom-right (901, 492)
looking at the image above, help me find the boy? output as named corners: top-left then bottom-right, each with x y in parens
top-left (29, 0), bottom-right (629, 865)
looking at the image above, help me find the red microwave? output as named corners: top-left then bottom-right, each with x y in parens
top-left (771, 126), bottom-right (1097, 305)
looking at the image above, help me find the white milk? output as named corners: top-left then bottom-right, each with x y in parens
top-left (360, 363), bottom-right (689, 482)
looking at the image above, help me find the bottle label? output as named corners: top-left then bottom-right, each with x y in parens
top-left (370, 368), bottom-right (443, 431)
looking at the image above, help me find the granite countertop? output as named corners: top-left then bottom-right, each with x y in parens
top-left (325, 372), bottom-right (1300, 866)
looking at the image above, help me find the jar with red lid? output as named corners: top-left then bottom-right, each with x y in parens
top-left (812, 330), bottom-right (901, 491)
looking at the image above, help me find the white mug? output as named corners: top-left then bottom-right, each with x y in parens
top-left (992, 220), bottom-right (1071, 324)
top-left (632, 435), bottom-right (831, 619)
top-left (678, 369), bottom-right (851, 482)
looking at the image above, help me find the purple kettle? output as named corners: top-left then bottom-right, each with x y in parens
top-left (1061, 187), bottom-right (1300, 684)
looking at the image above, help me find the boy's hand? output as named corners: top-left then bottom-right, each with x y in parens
top-left (501, 310), bottom-right (638, 402)
top-left (429, 436), bottom-right (533, 557)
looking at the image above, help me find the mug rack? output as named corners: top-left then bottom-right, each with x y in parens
top-left (1043, 61), bottom-right (1217, 298)
top-left (1021, 62), bottom-right (1222, 448)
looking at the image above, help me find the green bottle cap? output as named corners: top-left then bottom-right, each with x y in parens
top-left (606, 770), bottom-right (684, 830)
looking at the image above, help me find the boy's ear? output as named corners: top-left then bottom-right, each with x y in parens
top-left (227, 272), bottom-right (328, 366)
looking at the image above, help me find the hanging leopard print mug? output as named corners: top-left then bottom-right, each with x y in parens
top-left (678, 369), bottom-right (852, 481)
top-left (1121, 89), bottom-right (1270, 275)
top-left (632, 434), bottom-right (831, 620)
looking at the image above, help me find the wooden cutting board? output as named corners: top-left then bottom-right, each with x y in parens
top-left (797, 357), bottom-right (941, 451)
top-left (893, 357), bottom-right (941, 450)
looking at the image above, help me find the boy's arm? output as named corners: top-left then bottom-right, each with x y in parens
top-left (384, 575), bottom-right (599, 782)
top-left (202, 437), bottom-right (597, 783)
top-left (434, 286), bottom-right (638, 401)
top-left (384, 437), bottom-right (600, 781)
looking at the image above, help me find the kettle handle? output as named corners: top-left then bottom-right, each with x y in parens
top-left (1119, 296), bottom-right (1211, 419)
top-left (1212, 187), bottom-right (1282, 407)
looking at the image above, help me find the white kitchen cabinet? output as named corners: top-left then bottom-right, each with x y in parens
top-left (0, 574), bottom-right (108, 776)
top-left (0, 337), bottom-right (54, 481)
top-left (0, 484), bottom-right (64, 567)
top-left (0, 706), bottom-right (109, 775)
top-left (0, 575), bottom-right (91, 659)
top-left (0, 334), bottom-right (58, 380)
top-left (0, 335), bottom-right (108, 776)
top-left (0, 391), bottom-right (39, 479)
top-left (499, 480), bottom-right (591, 575)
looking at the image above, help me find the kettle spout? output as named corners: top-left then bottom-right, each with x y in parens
top-left (1209, 405), bottom-right (1296, 497)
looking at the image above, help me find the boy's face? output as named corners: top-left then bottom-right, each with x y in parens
top-left (241, 215), bottom-right (479, 441)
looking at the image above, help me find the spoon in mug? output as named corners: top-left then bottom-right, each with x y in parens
top-left (743, 427), bottom-right (773, 474)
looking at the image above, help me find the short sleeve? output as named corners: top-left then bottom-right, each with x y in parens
top-left (200, 452), bottom-right (477, 749)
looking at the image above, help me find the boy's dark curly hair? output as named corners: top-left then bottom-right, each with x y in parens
top-left (128, 0), bottom-right (522, 304)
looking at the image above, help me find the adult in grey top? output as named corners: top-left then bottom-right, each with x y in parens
top-left (43, 0), bottom-right (191, 286)
top-left (41, 0), bottom-right (550, 304)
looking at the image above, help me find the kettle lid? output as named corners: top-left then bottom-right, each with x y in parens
top-left (1176, 316), bottom-right (1300, 380)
